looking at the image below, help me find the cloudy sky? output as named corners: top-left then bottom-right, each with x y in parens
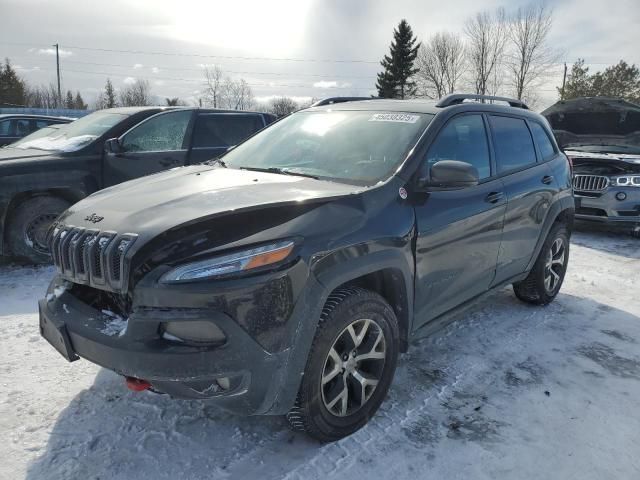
top-left (1, 0), bottom-right (639, 110)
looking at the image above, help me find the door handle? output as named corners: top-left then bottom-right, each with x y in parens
top-left (542, 175), bottom-right (554, 185)
top-left (485, 192), bottom-right (504, 204)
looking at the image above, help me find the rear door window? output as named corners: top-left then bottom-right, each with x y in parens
top-left (529, 121), bottom-right (556, 160)
top-left (192, 114), bottom-right (264, 148)
top-left (426, 114), bottom-right (491, 180)
top-left (489, 115), bottom-right (537, 174)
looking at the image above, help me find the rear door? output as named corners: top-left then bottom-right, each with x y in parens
top-left (489, 115), bottom-right (556, 284)
top-left (104, 110), bottom-right (194, 186)
top-left (188, 113), bottom-right (266, 163)
top-left (414, 113), bottom-right (506, 326)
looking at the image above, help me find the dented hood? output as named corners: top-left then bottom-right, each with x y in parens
top-left (58, 164), bottom-right (367, 240)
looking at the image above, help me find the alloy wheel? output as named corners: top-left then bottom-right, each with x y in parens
top-left (544, 237), bottom-right (566, 293)
top-left (320, 318), bottom-right (386, 417)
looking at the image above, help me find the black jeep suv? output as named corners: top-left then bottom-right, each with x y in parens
top-left (39, 94), bottom-right (574, 442)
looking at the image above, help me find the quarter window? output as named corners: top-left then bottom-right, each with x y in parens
top-left (426, 114), bottom-right (491, 180)
top-left (529, 122), bottom-right (556, 160)
top-left (122, 110), bottom-right (191, 152)
top-left (489, 115), bottom-right (537, 173)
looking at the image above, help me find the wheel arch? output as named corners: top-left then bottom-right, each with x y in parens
top-left (1, 188), bottom-right (85, 256)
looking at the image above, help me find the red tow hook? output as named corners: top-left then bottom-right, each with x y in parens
top-left (125, 377), bottom-right (152, 392)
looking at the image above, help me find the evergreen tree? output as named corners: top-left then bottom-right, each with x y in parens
top-left (65, 90), bottom-right (74, 109)
top-left (559, 59), bottom-right (640, 103)
top-left (104, 78), bottom-right (116, 108)
top-left (74, 91), bottom-right (87, 109)
top-left (376, 20), bottom-right (420, 99)
top-left (0, 58), bottom-right (27, 107)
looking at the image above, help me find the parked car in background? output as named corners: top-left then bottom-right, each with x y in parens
top-left (543, 97), bottom-right (640, 236)
top-left (0, 114), bottom-right (73, 147)
top-left (39, 94), bottom-right (573, 442)
top-left (0, 107), bottom-right (276, 262)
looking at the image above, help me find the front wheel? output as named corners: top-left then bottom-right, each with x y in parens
top-left (513, 223), bottom-right (570, 305)
top-left (287, 288), bottom-right (399, 442)
top-left (7, 196), bottom-right (70, 264)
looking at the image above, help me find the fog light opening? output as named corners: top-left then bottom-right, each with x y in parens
top-left (216, 377), bottom-right (231, 390)
top-left (161, 320), bottom-right (226, 346)
top-left (616, 192), bottom-right (627, 201)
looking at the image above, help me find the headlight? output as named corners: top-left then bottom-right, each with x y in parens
top-left (160, 239), bottom-right (295, 283)
top-left (611, 175), bottom-right (640, 187)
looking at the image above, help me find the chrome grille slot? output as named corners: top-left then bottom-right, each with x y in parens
top-left (49, 226), bottom-right (137, 293)
top-left (573, 174), bottom-right (609, 192)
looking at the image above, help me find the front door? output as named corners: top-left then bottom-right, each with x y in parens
top-left (414, 114), bottom-right (506, 327)
top-left (104, 110), bottom-right (193, 186)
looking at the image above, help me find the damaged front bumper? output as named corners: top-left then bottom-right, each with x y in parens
top-left (39, 262), bottom-right (325, 415)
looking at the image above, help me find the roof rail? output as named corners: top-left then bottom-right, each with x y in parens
top-left (436, 94), bottom-right (529, 110)
top-left (311, 96), bottom-right (378, 107)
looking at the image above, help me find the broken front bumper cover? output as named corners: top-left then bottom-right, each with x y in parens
top-left (38, 278), bottom-right (288, 413)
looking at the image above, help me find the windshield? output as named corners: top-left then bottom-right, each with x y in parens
top-left (221, 110), bottom-right (433, 185)
top-left (7, 125), bottom-right (62, 148)
top-left (12, 112), bottom-right (126, 152)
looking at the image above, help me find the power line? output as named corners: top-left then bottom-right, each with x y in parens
top-left (10, 58), bottom-right (377, 80)
top-left (59, 44), bottom-right (380, 64)
top-left (22, 66), bottom-right (371, 91)
top-left (1, 41), bottom-right (630, 66)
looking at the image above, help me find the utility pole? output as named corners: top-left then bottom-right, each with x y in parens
top-left (54, 43), bottom-right (61, 106)
top-left (560, 63), bottom-right (567, 100)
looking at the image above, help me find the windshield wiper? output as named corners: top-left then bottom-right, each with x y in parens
top-left (238, 166), bottom-right (319, 180)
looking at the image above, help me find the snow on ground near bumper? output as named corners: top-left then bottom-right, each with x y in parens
top-left (1, 230), bottom-right (639, 480)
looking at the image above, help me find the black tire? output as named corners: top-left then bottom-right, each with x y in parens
top-left (287, 287), bottom-right (399, 442)
top-left (513, 223), bottom-right (570, 305)
top-left (6, 196), bottom-right (70, 264)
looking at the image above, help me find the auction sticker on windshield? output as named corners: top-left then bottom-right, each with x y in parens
top-left (369, 113), bottom-right (420, 123)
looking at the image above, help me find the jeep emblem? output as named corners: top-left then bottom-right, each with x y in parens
top-left (84, 213), bottom-right (104, 224)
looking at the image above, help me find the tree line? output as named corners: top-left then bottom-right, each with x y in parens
top-left (0, 59), bottom-right (88, 109)
top-left (376, 6), bottom-right (640, 105)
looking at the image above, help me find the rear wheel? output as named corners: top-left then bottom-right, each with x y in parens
top-left (7, 196), bottom-right (70, 264)
top-left (513, 223), bottom-right (570, 305)
top-left (287, 287), bottom-right (399, 442)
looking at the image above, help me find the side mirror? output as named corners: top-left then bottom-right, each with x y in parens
top-left (104, 137), bottom-right (123, 154)
top-left (418, 160), bottom-right (479, 190)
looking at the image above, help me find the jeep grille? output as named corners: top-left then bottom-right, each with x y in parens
top-left (49, 226), bottom-right (137, 293)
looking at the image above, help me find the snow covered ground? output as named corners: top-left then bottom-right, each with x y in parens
top-left (1, 228), bottom-right (639, 480)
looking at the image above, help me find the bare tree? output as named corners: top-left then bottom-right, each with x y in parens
top-left (119, 79), bottom-right (152, 106)
top-left (223, 78), bottom-right (255, 110)
top-left (203, 65), bottom-right (225, 108)
top-left (26, 83), bottom-right (61, 108)
top-left (506, 3), bottom-right (557, 100)
top-left (464, 8), bottom-right (508, 96)
top-left (416, 32), bottom-right (466, 99)
top-left (266, 97), bottom-right (299, 117)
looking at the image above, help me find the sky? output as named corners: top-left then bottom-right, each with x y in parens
top-left (1, 0), bottom-right (639, 111)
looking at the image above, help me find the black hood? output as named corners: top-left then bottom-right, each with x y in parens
top-left (0, 147), bottom-right (58, 162)
top-left (58, 164), bottom-right (368, 249)
top-left (542, 97), bottom-right (640, 150)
